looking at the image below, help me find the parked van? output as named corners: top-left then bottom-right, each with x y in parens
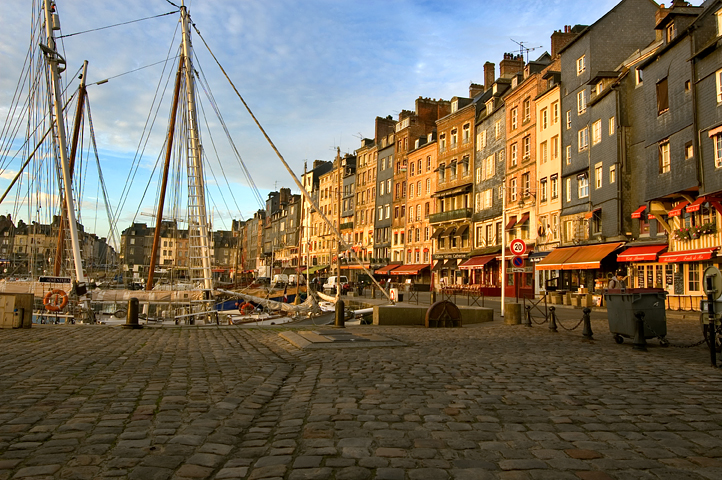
top-left (288, 274), bottom-right (306, 285)
top-left (272, 274), bottom-right (289, 286)
top-left (323, 276), bottom-right (348, 291)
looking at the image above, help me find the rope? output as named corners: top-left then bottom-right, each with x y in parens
top-left (90, 57), bottom-right (180, 85)
top-left (58, 11), bottom-right (178, 39)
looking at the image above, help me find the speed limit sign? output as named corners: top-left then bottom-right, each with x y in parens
top-left (509, 238), bottom-right (527, 256)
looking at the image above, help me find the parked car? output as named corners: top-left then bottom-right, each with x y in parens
top-left (272, 274), bottom-right (289, 286)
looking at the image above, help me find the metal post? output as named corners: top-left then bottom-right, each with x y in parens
top-left (548, 306), bottom-right (558, 332)
top-left (123, 298), bottom-right (142, 329)
top-left (707, 289), bottom-right (716, 367)
top-left (633, 311), bottom-right (647, 351)
top-left (335, 299), bottom-right (345, 328)
top-left (582, 307), bottom-right (593, 340)
top-left (524, 305), bottom-right (532, 327)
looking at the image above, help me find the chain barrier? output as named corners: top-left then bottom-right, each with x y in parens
top-left (556, 316), bottom-right (585, 331)
top-left (642, 319), bottom-right (706, 349)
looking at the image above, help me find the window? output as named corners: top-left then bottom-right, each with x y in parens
top-left (476, 130), bottom-right (486, 151)
top-left (635, 67), bottom-right (643, 87)
top-left (688, 264), bottom-right (700, 292)
top-left (592, 120), bottom-right (602, 145)
top-left (451, 129), bottom-right (458, 147)
top-left (578, 127), bottom-right (589, 152)
top-left (609, 116), bottom-right (615, 136)
top-left (551, 136), bottom-right (559, 160)
top-left (463, 124), bottom-right (471, 144)
top-left (426, 156), bottom-right (432, 171)
top-left (657, 77), bottom-right (669, 115)
top-left (378, 206), bottom-right (383, 220)
top-left (426, 178), bottom-right (431, 193)
top-left (540, 141), bottom-right (548, 164)
top-left (565, 177), bottom-right (572, 202)
top-left (717, 8), bottom-right (722, 36)
top-left (486, 154), bottom-right (495, 179)
top-left (522, 172), bottom-right (530, 195)
top-left (595, 162), bottom-right (603, 189)
top-left (440, 134), bottom-right (446, 152)
top-left (495, 120), bottom-right (502, 138)
top-left (610, 165), bottom-right (616, 184)
top-left (566, 110), bottom-right (571, 130)
top-left (483, 189), bottom-right (493, 209)
top-left (577, 89), bottom-right (587, 114)
top-left (523, 98), bottom-right (531, 122)
top-left (510, 178), bottom-right (517, 201)
top-left (540, 108), bottom-right (548, 130)
top-left (475, 167), bottom-right (481, 184)
top-left (551, 175), bottom-right (558, 199)
top-left (659, 140), bottom-right (671, 173)
top-left (578, 174), bottom-right (589, 198)
top-left (540, 178), bottom-right (548, 202)
top-left (380, 182), bottom-right (385, 196)
top-left (714, 134), bottom-right (722, 168)
top-left (666, 21), bottom-right (676, 42)
top-left (577, 55), bottom-right (586, 76)
top-left (685, 142), bottom-right (694, 159)
top-left (522, 136), bottom-right (531, 160)
top-left (566, 145), bottom-right (572, 164)
top-left (596, 81), bottom-right (603, 95)
top-left (510, 143), bottom-right (518, 166)
top-left (410, 162), bottom-right (415, 176)
top-left (386, 179), bottom-right (391, 193)
top-left (409, 183), bottom-right (414, 198)
top-left (511, 107), bottom-right (518, 130)
top-left (552, 102), bottom-right (559, 124)
top-left (716, 69), bottom-right (722, 103)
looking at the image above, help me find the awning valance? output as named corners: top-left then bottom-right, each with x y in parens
top-left (536, 243), bottom-right (623, 270)
top-left (431, 228), bottom-right (444, 239)
top-left (535, 247), bottom-right (581, 271)
top-left (432, 260), bottom-right (444, 271)
top-left (584, 208), bottom-right (601, 219)
top-left (515, 213), bottom-right (530, 226)
top-left (505, 216), bottom-right (517, 231)
top-left (631, 205), bottom-right (647, 219)
top-left (458, 255), bottom-right (496, 270)
top-left (686, 197), bottom-right (705, 213)
top-left (455, 224), bottom-right (469, 236)
top-left (659, 248), bottom-right (717, 263)
top-left (617, 245), bottom-right (667, 262)
top-left (389, 264), bottom-right (430, 275)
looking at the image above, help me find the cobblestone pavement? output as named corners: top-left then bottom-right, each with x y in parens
top-left (1, 315), bottom-right (722, 480)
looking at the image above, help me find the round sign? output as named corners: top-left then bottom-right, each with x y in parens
top-left (509, 239), bottom-right (527, 256)
top-left (512, 256), bottom-right (524, 268)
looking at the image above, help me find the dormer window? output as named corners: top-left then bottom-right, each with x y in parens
top-left (451, 100), bottom-right (458, 113)
top-left (596, 81), bottom-right (603, 95)
top-left (666, 22), bottom-right (676, 43)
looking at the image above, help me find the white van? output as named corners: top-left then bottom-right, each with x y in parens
top-left (272, 274), bottom-right (289, 286)
top-left (288, 274), bottom-right (305, 285)
top-left (323, 276), bottom-right (348, 290)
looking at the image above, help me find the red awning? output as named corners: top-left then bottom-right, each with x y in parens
top-left (212, 269), bottom-right (227, 273)
top-left (668, 200), bottom-right (689, 217)
top-left (617, 245), bottom-right (667, 262)
top-left (389, 264), bottom-right (431, 275)
top-left (505, 216), bottom-right (517, 231)
top-left (659, 248), bottom-right (718, 263)
top-left (584, 208), bottom-right (601, 219)
top-left (515, 213), bottom-right (530, 226)
top-left (458, 255), bottom-right (497, 270)
top-left (345, 264), bottom-right (370, 270)
top-left (631, 205), bottom-right (647, 219)
top-left (686, 197), bottom-right (705, 213)
top-left (375, 264), bottom-right (400, 274)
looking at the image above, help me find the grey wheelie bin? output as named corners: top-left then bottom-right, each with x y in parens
top-left (603, 288), bottom-right (667, 344)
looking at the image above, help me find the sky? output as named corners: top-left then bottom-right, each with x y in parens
top-left (0, 0), bottom-right (681, 244)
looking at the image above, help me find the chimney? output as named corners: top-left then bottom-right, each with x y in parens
top-left (469, 83), bottom-right (484, 98)
top-left (551, 25), bottom-right (579, 58)
top-left (484, 62), bottom-right (496, 91)
top-left (499, 53), bottom-right (524, 79)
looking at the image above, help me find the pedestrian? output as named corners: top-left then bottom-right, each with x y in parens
top-left (607, 270), bottom-right (627, 289)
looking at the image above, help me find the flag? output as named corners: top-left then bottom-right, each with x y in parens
top-left (283, 283), bottom-right (288, 303)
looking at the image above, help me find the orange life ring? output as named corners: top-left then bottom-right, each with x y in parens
top-left (43, 289), bottom-right (68, 312)
top-left (238, 302), bottom-right (254, 315)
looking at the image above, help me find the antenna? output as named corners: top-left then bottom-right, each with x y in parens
top-left (352, 132), bottom-right (364, 141)
top-left (510, 38), bottom-right (543, 63)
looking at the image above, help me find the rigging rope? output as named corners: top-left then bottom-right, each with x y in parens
top-left (90, 57), bottom-right (180, 85)
top-left (57, 11), bottom-right (178, 39)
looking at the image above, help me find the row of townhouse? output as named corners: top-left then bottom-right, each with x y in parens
top-left (0, 214), bottom-right (117, 278)
top-left (282, 0), bottom-right (722, 308)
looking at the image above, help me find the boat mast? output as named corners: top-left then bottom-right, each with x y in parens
top-left (180, 2), bottom-right (213, 292)
top-left (42, 0), bottom-right (85, 283)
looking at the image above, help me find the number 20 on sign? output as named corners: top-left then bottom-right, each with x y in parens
top-left (509, 239), bottom-right (527, 256)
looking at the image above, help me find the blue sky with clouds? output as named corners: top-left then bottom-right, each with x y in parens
top-left (0, 0), bottom-right (682, 240)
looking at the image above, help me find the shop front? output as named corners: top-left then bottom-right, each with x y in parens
top-left (389, 264), bottom-right (431, 290)
top-left (536, 242), bottom-right (624, 295)
top-left (458, 254), bottom-right (500, 296)
top-left (658, 247), bottom-right (720, 310)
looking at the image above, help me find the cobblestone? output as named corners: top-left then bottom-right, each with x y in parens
top-left (0, 318), bottom-right (720, 479)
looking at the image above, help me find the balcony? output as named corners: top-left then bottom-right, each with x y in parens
top-left (429, 208), bottom-right (472, 224)
top-left (340, 222), bottom-right (354, 231)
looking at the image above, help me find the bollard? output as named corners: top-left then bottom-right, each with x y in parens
top-left (431, 290), bottom-right (437, 304)
top-left (548, 306), bottom-right (558, 333)
top-left (372, 286), bottom-right (376, 299)
top-left (581, 307), bottom-right (593, 340)
top-left (524, 305), bottom-right (532, 327)
top-left (633, 312), bottom-right (647, 351)
top-left (335, 299), bottom-right (345, 328)
top-left (123, 298), bottom-right (143, 329)
top-left (706, 288), bottom-right (717, 367)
